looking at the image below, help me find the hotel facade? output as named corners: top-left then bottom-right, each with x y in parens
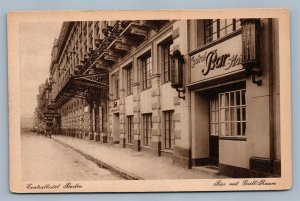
top-left (35, 19), bottom-right (281, 178)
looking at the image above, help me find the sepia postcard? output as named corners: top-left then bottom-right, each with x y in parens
top-left (8, 9), bottom-right (292, 193)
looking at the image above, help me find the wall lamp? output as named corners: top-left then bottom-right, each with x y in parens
top-left (241, 18), bottom-right (262, 86)
top-left (170, 50), bottom-right (185, 100)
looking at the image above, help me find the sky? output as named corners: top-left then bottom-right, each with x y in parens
top-left (19, 22), bottom-right (62, 118)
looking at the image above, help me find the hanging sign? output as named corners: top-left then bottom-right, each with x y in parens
top-left (190, 34), bottom-right (244, 83)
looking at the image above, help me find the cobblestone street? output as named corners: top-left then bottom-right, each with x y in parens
top-left (21, 131), bottom-right (123, 181)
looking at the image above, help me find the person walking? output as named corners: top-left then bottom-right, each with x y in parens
top-left (45, 121), bottom-right (53, 138)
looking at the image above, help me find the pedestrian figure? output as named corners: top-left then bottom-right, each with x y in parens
top-left (37, 123), bottom-right (44, 135)
top-left (45, 121), bottom-right (53, 138)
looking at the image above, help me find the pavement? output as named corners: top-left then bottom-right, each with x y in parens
top-left (21, 132), bottom-right (123, 181)
top-left (52, 135), bottom-right (227, 180)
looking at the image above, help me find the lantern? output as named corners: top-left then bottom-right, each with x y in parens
top-left (171, 50), bottom-right (184, 88)
top-left (241, 18), bottom-right (262, 86)
top-left (170, 50), bottom-right (185, 99)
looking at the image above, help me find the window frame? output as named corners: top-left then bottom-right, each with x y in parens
top-left (219, 89), bottom-right (246, 137)
top-left (161, 40), bottom-right (173, 83)
top-left (209, 88), bottom-right (246, 139)
top-left (163, 110), bottom-right (175, 149)
top-left (125, 64), bottom-right (133, 95)
top-left (140, 53), bottom-right (152, 90)
top-left (204, 19), bottom-right (241, 45)
top-left (142, 113), bottom-right (152, 147)
top-left (111, 72), bottom-right (119, 100)
top-left (126, 115), bottom-right (134, 144)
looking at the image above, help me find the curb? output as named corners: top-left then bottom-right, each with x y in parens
top-left (52, 137), bottom-right (144, 180)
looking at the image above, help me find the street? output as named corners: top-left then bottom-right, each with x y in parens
top-left (21, 131), bottom-right (123, 181)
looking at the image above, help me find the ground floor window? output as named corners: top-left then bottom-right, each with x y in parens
top-left (210, 88), bottom-right (246, 137)
top-left (126, 115), bottom-right (134, 143)
top-left (164, 110), bottom-right (175, 149)
top-left (142, 113), bottom-right (152, 146)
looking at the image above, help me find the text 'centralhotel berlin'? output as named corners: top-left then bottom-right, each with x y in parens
top-left (34, 19), bottom-right (281, 178)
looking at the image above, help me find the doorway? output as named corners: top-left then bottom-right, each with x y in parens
top-left (113, 113), bottom-right (120, 143)
top-left (209, 96), bottom-right (219, 166)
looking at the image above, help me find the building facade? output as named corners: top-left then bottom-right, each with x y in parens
top-left (36, 19), bottom-right (281, 178)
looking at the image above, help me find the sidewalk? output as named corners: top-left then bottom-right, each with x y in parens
top-left (52, 135), bottom-right (227, 180)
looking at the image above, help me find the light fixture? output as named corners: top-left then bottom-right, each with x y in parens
top-left (241, 18), bottom-right (262, 86)
top-left (170, 50), bottom-right (185, 99)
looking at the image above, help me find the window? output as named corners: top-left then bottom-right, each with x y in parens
top-left (162, 41), bottom-right (173, 83)
top-left (164, 110), bottom-right (175, 149)
top-left (219, 89), bottom-right (246, 137)
top-left (127, 115), bottom-right (134, 143)
top-left (204, 19), bottom-right (241, 44)
top-left (141, 54), bottom-right (152, 90)
top-left (126, 65), bottom-right (133, 95)
top-left (112, 72), bottom-right (119, 99)
top-left (209, 89), bottom-right (246, 137)
top-left (142, 113), bottom-right (152, 146)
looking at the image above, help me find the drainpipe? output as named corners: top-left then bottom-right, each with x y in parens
top-left (268, 18), bottom-right (275, 175)
top-left (187, 20), bottom-right (193, 168)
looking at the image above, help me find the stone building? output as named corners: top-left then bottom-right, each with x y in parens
top-left (37, 19), bottom-right (281, 177)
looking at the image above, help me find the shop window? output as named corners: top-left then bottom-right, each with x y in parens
top-left (142, 113), bottom-right (152, 146)
top-left (162, 40), bottom-right (173, 83)
top-left (141, 53), bottom-right (152, 90)
top-left (204, 19), bottom-right (241, 44)
top-left (164, 110), bottom-right (175, 149)
top-left (126, 65), bottom-right (133, 95)
top-left (126, 115), bottom-right (134, 144)
top-left (210, 89), bottom-right (246, 137)
top-left (219, 89), bottom-right (246, 137)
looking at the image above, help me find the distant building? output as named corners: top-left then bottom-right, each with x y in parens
top-left (36, 19), bottom-right (281, 177)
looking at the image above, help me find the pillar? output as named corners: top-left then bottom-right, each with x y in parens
top-left (119, 89), bottom-right (126, 148)
top-left (89, 100), bottom-right (95, 140)
top-left (95, 101), bottom-right (101, 142)
top-left (100, 99), bottom-right (108, 143)
top-left (151, 74), bottom-right (161, 155)
top-left (132, 82), bottom-right (141, 151)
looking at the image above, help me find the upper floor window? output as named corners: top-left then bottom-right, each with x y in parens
top-left (204, 19), bottom-right (241, 44)
top-left (162, 41), bottom-right (173, 83)
top-left (141, 53), bottom-right (152, 90)
top-left (112, 72), bottom-right (119, 99)
top-left (126, 64), bottom-right (133, 95)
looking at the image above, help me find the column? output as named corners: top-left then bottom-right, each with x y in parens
top-left (132, 82), bottom-right (141, 151)
top-left (171, 20), bottom-right (192, 168)
top-left (151, 74), bottom-right (161, 155)
top-left (100, 99), bottom-right (108, 143)
top-left (119, 89), bottom-right (126, 147)
top-left (89, 99), bottom-right (95, 140)
top-left (94, 101), bottom-right (101, 141)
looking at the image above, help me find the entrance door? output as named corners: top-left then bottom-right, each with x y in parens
top-left (209, 96), bottom-right (219, 166)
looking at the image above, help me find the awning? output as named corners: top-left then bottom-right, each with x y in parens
top-left (53, 72), bottom-right (109, 108)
